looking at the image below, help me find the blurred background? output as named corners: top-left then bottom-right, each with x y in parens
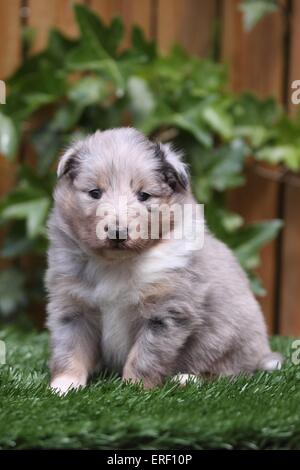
top-left (0, 0), bottom-right (299, 335)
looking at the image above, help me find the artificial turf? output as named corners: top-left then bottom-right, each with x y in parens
top-left (0, 326), bottom-right (299, 450)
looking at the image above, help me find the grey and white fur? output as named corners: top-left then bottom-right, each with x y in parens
top-left (46, 127), bottom-right (282, 394)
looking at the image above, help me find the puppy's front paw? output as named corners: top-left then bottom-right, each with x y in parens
top-left (122, 367), bottom-right (158, 390)
top-left (122, 368), bottom-right (142, 386)
top-left (172, 374), bottom-right (202, 386)
top-left (50, 374), bottom-right (86, 396)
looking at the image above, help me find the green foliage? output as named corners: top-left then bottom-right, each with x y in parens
top-left (0, 113), bottom-right (18, 159)
top-left (0, 328), bottom-right (299, 449)
top-left (1, 4), bottom-right (299, 318)
top-left (0, 269), bottom-right (27, 318)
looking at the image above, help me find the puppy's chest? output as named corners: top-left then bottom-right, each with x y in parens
top-left (81, 247), bottom-right (189, 371)
top-left (91, 270), bottom-right (144, 371)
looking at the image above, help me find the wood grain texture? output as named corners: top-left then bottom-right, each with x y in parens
top-left (280, 1), bottom-right (300, 335)
top-left (28, 0), bottom-right (85, 53)
top-left (0, 0), bottom-right (21, 79)
top-left (89, 0), bottom-right (153, 46)
top-left (279, 181), bottom-right (300, 335)
top-left (222, 0), bottom-right (285, 100)
top-left (0, 0), bottom-right (20, 194)
top-left (0, 0), bottom-right (21, 265)
top-left (289, 0), bottom-right (300, 115)
top-left (222, 1), bottom-right (286, 332)
top-left (227, 163), bottom-right (281, 333)
top-left (157, 0), bottom-right (217, 56)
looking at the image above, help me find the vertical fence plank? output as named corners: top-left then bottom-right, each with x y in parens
top-left (28, 0), bottom-right (85, 53)
top-left (280, 181), bottom-right (300, 335)
top-left (157, 0), bottom-right (217, 56)
top-left (287, 0), bottom-right (299, 116)
top-left (280, 0), bottom-right (300, 335)
top-left (0, 0), bottom-right (22, 80)
top-left (0, 0), bottom-right (21, 197)
top-left (221, 0), bottom-right (286, 333)
top-left (0, 0), bottom-right (21, 268)
top-left (89, 0), bottom-right (153, 46)
top-left (222, 0), bottom-right (285, 100)
top-left (227, 165), bottom-right (282, 332)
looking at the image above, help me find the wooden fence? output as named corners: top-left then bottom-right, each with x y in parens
top-left (0, 0), bottom-right (299, 335)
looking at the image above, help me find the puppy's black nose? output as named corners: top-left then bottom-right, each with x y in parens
top-left (115, 227), bottom-right (129, 241)
top-left (108, 226), bottom-right (128, 241)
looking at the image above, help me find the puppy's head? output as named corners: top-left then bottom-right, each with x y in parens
top-left (55, 128), bottom-right (191, 255)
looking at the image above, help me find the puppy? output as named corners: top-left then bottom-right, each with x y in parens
top-left (46, 128), bottom-right (282, 394)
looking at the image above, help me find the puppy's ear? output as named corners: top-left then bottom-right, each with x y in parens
top-left (155, 143), bottom-right (189, 191)
top-left (57, 148), bottom-right (79, 179)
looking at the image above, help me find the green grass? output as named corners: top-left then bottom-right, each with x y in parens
top-left (0, 327), bottom-right (299, 449)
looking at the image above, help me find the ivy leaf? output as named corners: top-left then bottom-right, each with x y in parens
top-left (209, 140), bottom-right (248, 191)
top-left (256, 145), bottom-right (300, 171)
top-left (172, 109), bottom-right (213, 148)
top-left (108, 17), bottom-right (125, 56)
top-left (131, 25), bottom-right (157, 61)
top-left (127, 76), bottom-right (155, 123)
top-left (232, 219), bottom-right (283, 270)
top-left (0, 197), bottom-right (51, 238)
top-left (139, 105), bottom-right (213, 147)
top-left (0, 221), bottom-right (47, 258)
top-left (205, 203), bottom-right (244, 242)
top-left (0, 112), bottom-right (18, 160)
top-left (74, 5), bottom-right (123, 57)
top-left (68, 76), bottom-right (109, 107)
top-left (222, 211), bottom-right (244, 233)
top-left (71, 4), bottom-right (124, 89)
top-left (202, 104), bottom-right (233, 140)
top-left (0, 235), bottom-right (34, 258)
top-left (74, 4), bottom-right (113, 58)
top-left (31, 125), bottom-right (65, 175)
top-left (67, 44), bottom-right (124, 91)
top-left (239, 0), bottom-right (279, 32)
top-left (50, 103), bottom-right (83, 133)
top-left (6, 61), bottom-right (67, 121)
top-left (194, 140), bottom-right (249, 199)
top-left (248, 272), bottom-right (267, 296)
top-left (47, 29), bottom-right (79, 63)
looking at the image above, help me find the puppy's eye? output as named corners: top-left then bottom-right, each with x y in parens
top-left (137, 191), bottom-right (151, 202)
top-left (88, 189), bottom-right (102, 200)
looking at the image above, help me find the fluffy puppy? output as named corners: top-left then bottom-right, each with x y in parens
top-left (46, 127), bottom-right (282, 394)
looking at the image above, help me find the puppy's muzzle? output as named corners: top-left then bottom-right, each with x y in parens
top-left (107, 226), bottom-right (129, 242)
